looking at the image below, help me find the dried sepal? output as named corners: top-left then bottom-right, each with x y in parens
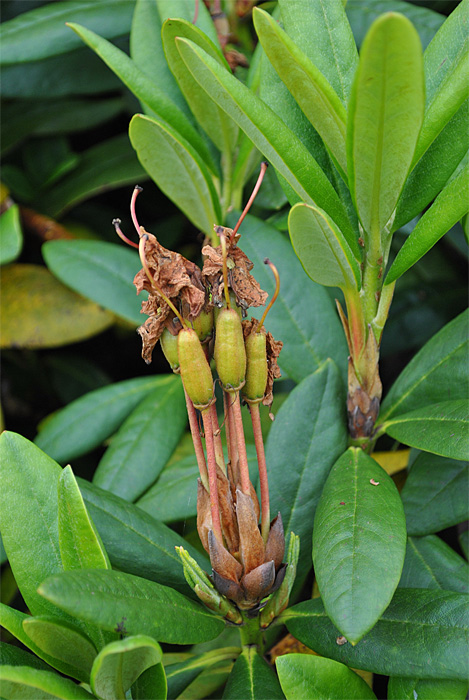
top-left (264, 513), bottom-right (285, 570)
top-left (236, 488), bottom-right (265, 575)
top-left (208, 530), bottom-right (243, 583)
top-left (241, 560), bottom-right (275, 604)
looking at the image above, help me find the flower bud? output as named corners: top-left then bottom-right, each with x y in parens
top-left (178, 327), bottom-right (214, 410)
top-left (214, 309), bottom-right (246, 392)
top-left (242, 328), bottom-right (267, 404)
top-left (160, 328), bottom-right (179, 372)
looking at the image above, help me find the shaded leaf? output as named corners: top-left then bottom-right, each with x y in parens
top-left (166, 649), bottom-right (238, 700)
top-left (388, 676), bottom-right (469, 700)
top-left (0, 665), bottom-right (92, 699)
top-left (399, 535), bottom-right (469, 593)
top-left (0, 641), bottom-right (50, 671)
top-left (222, 646), bottom-right (284, 699)
top-left (0, 204), bottom-right (23, 265)
top-left (132, 661), bottom-right (167, 700)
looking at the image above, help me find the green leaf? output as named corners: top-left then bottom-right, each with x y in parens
top-left (0, 0), bottom-right (133, 64)
top-left (267, 361), bottom-right (348, 579)
top-left (0, 264), bottom-right (113, 349)
top-left (0, 641), bottom-right (50, 671)
top-left (288, 202), bottom-right (361, 290)
top-left (279, 0), bottom-right (358, 104)
top-left (157, 0), bottom-right (220, 47)
top-left (385, 159), bottom-right (469, 283)
top-left (0, 665), bottom-right (93, 699)
top-left (276, 654), bottom-right (376, 700)
top-left (176, 37), bottom-right (356, 241)
top-left (43, 239), bottom-right (143, 326)
top-left (93, 376), bottom-right (186, 501)
top-left (68, 22), bottom-right (217, 174)
top-left (253, 8), bottom-right (348, 178)
top-left (129, 113), bottom-right (222, 237)
top-left (400, 535), bottom-right (469, 593)
top-left (383, 399), bottom-right (469, 460)
top-left (181, 662), bottom-right (232, 699)
top-left (388, 676), bottom-right (469, 700)
top-left (234, 214), bottom-right (348, 384)
top-left (313, 448), bottom-right (406, 644)
top-left (0, 205), bottom-right (23, 265)
top-left (401, 453), bottom-right (469, 535)
top-left (166, 648), bottom-right (239, 699)
top-left (35, 376), bottom-right (165, 463)
top-left (132, 661), bottom-right (167, 700)
top-left (380, 310), bottom-right (469, 421)
top-left (39, 569), bottom-right (225, 645)
top-left (222, 646), bottom-right (284, 699)
top-left (90, 635), bottom-right (162, 700)
top-left (347, 12), bottom-right (425, 240)
top-left (284, 589), bottom-right (469, 680)
top-left (22, 616), bottom-right (97, 682)
top-left (78, 478), bottom-right (209, 595)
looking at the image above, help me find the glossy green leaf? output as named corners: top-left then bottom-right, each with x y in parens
top-left (182, 662), bottom-right (232, 699)
top-left (254, 8), bottom-right (348, 178)
top-left (90, 635), bottom-right (162, 700)
top-left (401, 453), bottom-right (469, 535)
top-left (380, 310), bottom-right (468, 421)
top-left (235, 214), bottom-right (348, 384)
top-left (176, 37), bottom-right (356, 241)
top-left (385, 160), bottom-right (469, 283)
top-left (93, 376), bottom-right (186, 501)
top-left (78, 478), bottom-right (209, 595)
top-left (0, 665), bottom-right (92, 699)
top-left (0, 205), bottom-right (23, 265)
top-left (43, 239), bottom-right (143, 326)
top-left (276, 654), bottom-right (376, 700)
top-left (166, 648), bottom-right (238, 699)
top-left (383, 399), bottom-right (469, 460)
top-left (132, 661), bottom-right (167, 700)
top-left (284, 589), bottom-right (469, 680)
top-left (347, 13), bottom-right (425, 239)
top-left (388, 676), bottom-right (469, 700)
top-left (0, 641), bottom-right (50, 671)
top-left (22, 616), bottom-right (97, 682)
top-left (399, 535), bottom-right (469, 593)
top-left (289, 202), bottom-right (361, 290)
top-left (267, 361), bottom-right (348, 579)
top-left (35, 376), bottom-right (165, 463)
top-left (36, 134), bottom-right (146, 217)
top-left (162, 19), bottom-right (238, 154)
top-left (68, 23), bottom-right (217, 174)
top-left (0, 0), bottom-right (133, 64)
top-left (222, 646), bottom-right (284, 699)
top-left (313, 448), bottom-right (406, 644)
top-left (129, 113), bottom-right (221, 237)
top-left (460, 531), bottom-right (469, 560)
top-left (39, 569), bottom-right (225, 645)
top-left (0, 264), bottom-right (113, 349)
top-left (279, 0), bottom-right (358, 104)
top-left (157, 0), bottom-right (220, 47)
top-left (413, 0), bottom-right (469, 167)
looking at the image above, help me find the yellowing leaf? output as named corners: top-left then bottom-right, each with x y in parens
top-left (372, 449), bottom-right (410, 475)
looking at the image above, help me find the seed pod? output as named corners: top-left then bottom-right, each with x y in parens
top-left (214, 308), bottom-right (246, 392)
top-left (160, 328), bottom-right (179, 372)
top-left (178, 327), bottom-right (214, 409)
top-left (213, 291), bottom-right (241, 324)
top-left (192, 308), bottom-right (214, 343)
top-left (242, 327), bottom-right (267, 404)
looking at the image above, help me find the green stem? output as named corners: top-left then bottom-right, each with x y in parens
top-left (239, 614), bottom-right (263, 649)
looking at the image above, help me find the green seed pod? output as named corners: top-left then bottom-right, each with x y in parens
top-left (178, 328), bottom-right (214, 409)
top-left (160, 328), bottom-right (180, 372)
top-left (214, 308), bottom-right (246, 392)
top-left (192, 308), bottom-right (214, 343)
top-left (242, 329), bottom-right (267, 404)
top-left (214, 291), bottom-right (241, 324)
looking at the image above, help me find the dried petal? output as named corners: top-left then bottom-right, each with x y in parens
top-left (241, 560), bottom-right (275, 603)
top-left (264, 513), bottom-right (285, 570)
top-left (208, 530), bottom-right (243, 583)
top-left (202, 242), bottom-right (267, 310)
top-left (263, 331), bottom-right (283, 415)
top-left (236, 488), bottom-right (265, 575)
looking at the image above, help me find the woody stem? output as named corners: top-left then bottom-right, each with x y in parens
top-left (231, 392), bottom-right (251, 495)
top-left (249, 402), bottom-right (270, 543)
top-left (209, 401), bottom-right (226, 475)
top-left (201, 409), bottom-right (223, 544)
top-left (184, 388), bottom-right (209, 492)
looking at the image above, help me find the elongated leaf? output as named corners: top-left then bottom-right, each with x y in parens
top-left (0, 204), bottom-right (23, 265)
top-left (267, 361), bottom-right (348, 579)
top-left (68, 23), bottom-right (217, 174)
top-left (0, 665), bottom-right (93, 699)
top-left (166, 648), bottom-right (239, 699)
top-left (43, 239), bottom-right (143, 326)
top-left (385, 160), bottom-right (469, 283)
top-left (0, 264), bottom-right (113, 349)
top-left (279, 0), bottom-right (358, 104)
top-left (347, 13), bottom-right (425, 239)
top-left (223, 646), bottom-right (284, 699)
top-left (176, 37), bottom-right (356, 241)
top-left (400, 535), bottom-right (469, 593)
top-left (39, 569), bottom-right (225, 645)
top-left (388, 676), bottom-right (469, 700)
top-left (384, 399), bottom-right (469, 460)
top-left (35, 376), bottom-right (165, 463)
top-left (254, 8), bottom-right (347, 178)
top-left (91, 635), bottom-right (162, 700)
top-left (132, 661), bottom-right (167, 700)
top-left (284, 589), bottom-right (469, 680)
top-left (380, 310), bottom-right (468, 421)
top-left (313, 448), bottom-right (406, 644)
top-left (78, 478), bottom-right (209, 595)
top-left (289, 202), bottom-right (361, 290)
top-left (182, 662), bottom-right (231, 699)
top-left (22, 617), bottom-right (97, 682)
top-left (276, 654), bottom-right (376, 700)
top-left (129, 113), bottom-right (221, 237)
top-left (0, 641), bottom-right (50, 671)
top-left (0, 0), bottom-right (133, 64)
top-left (400, 453), bottom-right (469, 535)
top-left (234, 214), bottom-right (348, 384)
top-left (93, 376), bottom-right (186, 501)
top-left (157, 0), bottom-right (220, 47)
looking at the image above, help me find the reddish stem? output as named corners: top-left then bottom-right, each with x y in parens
top-left (113, 219), bottom-right (138, 249)
top-left (192, 0), bottom-right (199, 23)
top-left (231, 392), bottom-right (251, 495)
top-left (201, 409), bottom-right (223, 544)
top-left (250, 402), bottom-right (270, 542)
top-left (210, 402), bottom-right (226, 475)
top-left (130, 185), bottom-right (143, 235)
top-left (184, 388), bottom-right (209, 491)
top-left (231, 162), bottom-right (268, 241)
